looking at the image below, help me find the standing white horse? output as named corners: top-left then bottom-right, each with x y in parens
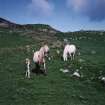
top-left (33, 45), bottom-right (49, 73)
top-left (63, 44), bottom-right (76, 61)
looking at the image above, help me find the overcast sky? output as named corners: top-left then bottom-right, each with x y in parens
top-left (0, 0), bottom-right (105, 32)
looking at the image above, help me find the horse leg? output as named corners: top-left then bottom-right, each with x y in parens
top-left (70, 53), bottom-right (72, 60)
top-left (66, 55), bottom-right (68, 61)
top-left (73, 53), bottom-right (74, 60)
top-left (43, 59), bottom-right (47, 74)
top-left (28, 71), bottom-right (30, 78)
top-left (73, 52), bottom-right (75, 60)
top-left (35, 62), bottom-right (40, 74)
top-left (25, 71), bottom-right (27, 78)
top-left (63, 53), bottom-right (65, 61)
top-left (63, 55), bottom-right (66, 61)
top-left (63, 56), bottom-right (66, 61)
top-left (63, 53), bottom-right (67, 61)
top-left (44, 62), bottom-right (46, 70)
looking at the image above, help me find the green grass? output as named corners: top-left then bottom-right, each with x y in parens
top-left (0, 31), bottom-right (36, 48)
top-left (0, 29), bottom-right (105, 105)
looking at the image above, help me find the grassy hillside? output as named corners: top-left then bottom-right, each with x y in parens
top-left (0, 28), bottom-right (105, 105)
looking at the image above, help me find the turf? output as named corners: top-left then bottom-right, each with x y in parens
top-left (0, 29), bottom-right (105, 105)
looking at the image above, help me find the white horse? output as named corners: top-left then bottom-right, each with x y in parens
top-left (63, 44), bottom-right (76, 61)
top-left (33, 45), bottom-right (49, 73)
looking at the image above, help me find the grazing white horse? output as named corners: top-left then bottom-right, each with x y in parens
top-left (25, 58), bottom-right (31, 78)
top-left (63, 44), bottom-right (76, 61)
top-left (33, 45), bottom-right (49, 73)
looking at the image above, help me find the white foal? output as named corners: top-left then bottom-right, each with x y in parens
top-left (25, 58), bottom-right (31, 78)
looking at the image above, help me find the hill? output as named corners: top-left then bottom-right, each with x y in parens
top-left (0, 17), bottom-right (58, 33)
top-left (0, 17), bottom-right (22, 28)
top-left (0, 17), bottom-right (105, 105)
top-left (0, 17), bottom-right (61, 44)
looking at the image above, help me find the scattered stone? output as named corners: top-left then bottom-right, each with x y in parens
top-left (78, 52), bottom-right (81, 56)
top-left (26, 45), bottom-right (30, 52)
top-left (99, 76), bottom-right (105, 84)
top-left (78, 58), bottom-right (85, 63)
top-left (48, 57), bottom-right (51, 61)
top-left (101, 77), bottom-right (105, 81)
top-left (64, 38), bottom-right (68, 42)
top-left (60, 68), bottom-right (69, 73)
top-left (80, 66), bottom-right (83, 69)
top-left (72, 69), bottom-right (80, 78)
top-left (91, 50), bottom-right (96, 54)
